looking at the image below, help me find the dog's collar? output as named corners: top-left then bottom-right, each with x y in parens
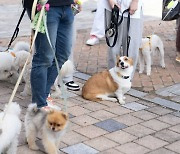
top-left (117, 72), bottom-right (130, 79)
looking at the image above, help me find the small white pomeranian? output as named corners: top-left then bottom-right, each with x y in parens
top-left (0, 102), bottom-right (22, 154)
top-left (25, 104), bottom-right (68, 154)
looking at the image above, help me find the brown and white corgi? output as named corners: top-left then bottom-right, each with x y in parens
top-left (82, 56), bottom-right (133, 104)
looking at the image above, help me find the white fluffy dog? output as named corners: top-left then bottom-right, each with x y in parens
top-left (139, 34), bottom-right (165, 75)
top-left (0, 102), bottom-right (22, 154)
top-left (51, 60), bottom-right (74, 98)
top-left (0, 41), bottom-right (30, 83)
top-left (0, 52), bottom-right (18, 83)
top-left (7, 41), bottom-right (74, 97)
top-left (21, 59), bottom-right (74, 97)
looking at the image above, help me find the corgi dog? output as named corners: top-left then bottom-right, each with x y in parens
top-left (82, 56), bottom-right (133, 104)
top-left (139, 34), bottom-right (165, 76)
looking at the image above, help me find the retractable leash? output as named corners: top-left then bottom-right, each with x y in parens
top-left (105, 7), bottom-right (131, 57)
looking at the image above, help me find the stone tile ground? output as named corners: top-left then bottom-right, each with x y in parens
top-left (0, 77), bottom-right (180, 154)
top-left (0, 0), bottom-right (180, 153)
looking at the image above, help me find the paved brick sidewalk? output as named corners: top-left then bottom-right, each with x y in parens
top-left (1, 76), bottom-right (180, 154)
top-left (0, 0), bottom-right (180, 153)
top-left (73, 21), bottom-right (180, 93)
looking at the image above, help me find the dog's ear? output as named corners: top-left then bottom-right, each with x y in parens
top-left (128, 57), bottom-right (134, 65)
top-left (116, 55), bottom-right (120, 61)
top-left (61, 112), bottom-right (69, 120)
top-left (116, 55), bottom-right (120, 67)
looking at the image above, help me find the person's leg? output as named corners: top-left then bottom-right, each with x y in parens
top-left (31, 7), bottom-right (59, 108)
top-left (86, 0), bottom-right (105, 46)
top-left (46, 6), bottom-right (74, 96)
top-left (108, 10), bottom-right (143, 78)
top-left (108, 17), bottom-right (124, 69)
top-left (122, 11), bottom-right (143, 78)
top-left (90, 0), bottom-right (105, 39)
top-left (62, 18), bottom-right (80, 91)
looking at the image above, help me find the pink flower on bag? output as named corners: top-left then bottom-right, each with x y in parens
top-left (37, 3), bottom-right (50, 11)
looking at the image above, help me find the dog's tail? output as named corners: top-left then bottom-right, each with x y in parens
top-left (27, 103), bottom-right (39, 113)
top-left (13, 41), bottom-right (30, 52)
top-left (60, 60), bottom-right (74, 77)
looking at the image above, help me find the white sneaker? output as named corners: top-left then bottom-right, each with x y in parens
top-left (86, 35), bottom-right (99, 46)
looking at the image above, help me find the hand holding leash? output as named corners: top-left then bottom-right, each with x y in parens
top-left (108, 0), bottom-right (120, 9)
top-left (129, 0), bottom-right (138, 15)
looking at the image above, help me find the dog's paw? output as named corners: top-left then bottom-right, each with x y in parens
top-left (109, 98), bottom-right (118, 102)
top-left (139, 70), bottom-right (143, 74)
top-left (161, 64), bottom-right (165, 68)
top-left (29, 144), bottom-right (39, 151)
top-left (118, 99), bottom-right (125, 105)
top-left (146, 72), bottom-right (151, 76)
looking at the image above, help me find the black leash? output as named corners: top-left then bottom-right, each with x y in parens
top-left (5, 8), bottom-right (26, 51)
top-left (105, 5), bottom-right (119, 48)
top-left (105, 7), bottom-right (131, 57)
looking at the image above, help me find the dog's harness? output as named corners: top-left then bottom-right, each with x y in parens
top-left (139, 35), bottom-right (152, 52)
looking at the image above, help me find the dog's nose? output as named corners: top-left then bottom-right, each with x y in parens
top-left (52, 127), bottom-right (55, 131)
top-left (120, 62), bottom-right (124, 66)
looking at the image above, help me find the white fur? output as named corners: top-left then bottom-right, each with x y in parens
top-left (13, 41), bottom-right (30, 53)
top-left (0, 41), bottom-right (30, 84)
top-left (139, 34), bottom-right (165, 76)
top-left (25, 104), bottom-right (67, 153)
top-left (51, 60), bottom-right (74, 98)
top-left (21, 59), bottom-right (74, 97)
top-left (5, 41), bottom-right (74, 97)
top-left (0, 102), bottom-right (22, 154)
top-left (97, 56), bottom-right (133, 104)
top-left (0, 52), bottom-right (18, 84)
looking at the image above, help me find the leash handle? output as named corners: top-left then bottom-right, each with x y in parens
top-left (105, 5), bottom-right (119, 47)
top-left (105, 8), bottom-right (131, 53)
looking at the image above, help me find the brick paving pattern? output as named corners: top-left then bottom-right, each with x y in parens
top-left (0, 0), bottom-right (180, 153)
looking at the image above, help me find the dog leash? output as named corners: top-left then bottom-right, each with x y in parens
top-left (0, 0), bottom-right (43, 124)
top-left (4, 8), bottom-right (26, 52)
top-left (41, 4), bottom-right (68, 111)
top-left (105, 7), bottom-right (131, 57)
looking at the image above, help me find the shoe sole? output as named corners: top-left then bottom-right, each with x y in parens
top-left (67, 87), bottom-right (80, 91)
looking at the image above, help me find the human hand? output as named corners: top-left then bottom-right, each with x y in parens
top-left (74, 0), bottom-right (82, 12)
top-left (108, 0), bottom-right (120, 9)
top-left (129, 0), bottom-right (138, 15)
